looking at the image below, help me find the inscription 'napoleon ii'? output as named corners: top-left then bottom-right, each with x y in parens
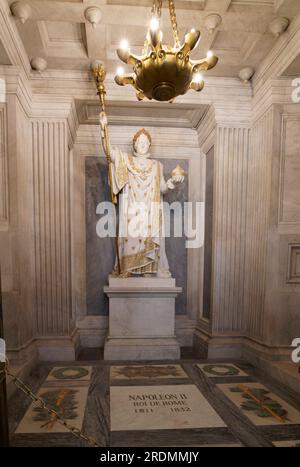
top-left (129, 392), bottom-right (188, 401)
top-left (129, 392), bottom-right (191, 414)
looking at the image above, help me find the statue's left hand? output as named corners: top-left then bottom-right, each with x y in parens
top-left (172, 175), bottom-right (185, 184)
top-left (166, 175), bottom-right (184, 190)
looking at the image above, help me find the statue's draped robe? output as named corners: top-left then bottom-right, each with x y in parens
top-left (111, 148), bottom-right (170, 275)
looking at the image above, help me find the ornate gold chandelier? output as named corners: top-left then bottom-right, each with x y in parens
top-left (115, 0), bottom-right (218, 102)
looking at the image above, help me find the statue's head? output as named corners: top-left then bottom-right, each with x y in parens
top-left (133, 129), bottom-right (151, 157)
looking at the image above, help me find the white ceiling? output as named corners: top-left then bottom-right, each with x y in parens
top-left (4, 0), bottom-right (300, 78)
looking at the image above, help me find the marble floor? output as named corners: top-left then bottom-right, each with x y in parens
top-left (7, 354), bottom-right (300, 447)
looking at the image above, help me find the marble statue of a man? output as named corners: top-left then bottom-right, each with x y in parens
top-left (100, 117), bottom-right (184, 277)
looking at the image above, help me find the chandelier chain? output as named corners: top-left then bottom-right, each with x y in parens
top-left (152, 0), bottom-right (163, 18)
top-left (168, 0), bottom-right (180, 48)
top-left (143, 1), bottom-right (163, 55)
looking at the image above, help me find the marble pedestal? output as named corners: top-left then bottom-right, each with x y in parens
top-left (104, 277), bottom-right (182, 360)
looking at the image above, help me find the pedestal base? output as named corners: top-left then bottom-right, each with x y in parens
top-left (104, 338), bottom-right (180, 361)
top-left (104, 277), bottom-right (182, 361)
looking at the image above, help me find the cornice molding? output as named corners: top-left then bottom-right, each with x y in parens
top-left (196, 105), bottom-right (216, 153)
top-left (252, 77), bottom-right (300, 122)
top-left (0, 66), bottom-right (78, 145)
top-left (214, 103), bottom-right (252, 127)
top-left (0, 2), bottom-right (31, 76)
top-left (253, 12), bottom-right (300, 93)
top-left (75, 124), bottom-right (200, 158)
top-left (30, 72), bottom-right (253, 107)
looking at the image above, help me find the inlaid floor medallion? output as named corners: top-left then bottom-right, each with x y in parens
top-left (46, 366), bottom-right (92, 382)
top-left (197, 363), bottom-right (248, 378)
top-left (110, 364), bottom-right (188, 380)
top-left (218, 382), bottom-right (300, 426)
top-left (15, 386), bottom-right (89, 434)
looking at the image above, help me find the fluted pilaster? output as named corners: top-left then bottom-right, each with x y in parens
top-left (32, 120), bottom-right (71, 336)
top-left (212, 126), bottom-right (250, 333)
top-left (244, 110), bottom-right (273, 340)
top-left (0, 104), bottom-right (8, 226)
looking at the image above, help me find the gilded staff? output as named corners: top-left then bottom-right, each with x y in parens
top-left (91, 62), bottom-right (117, 205)
top-left (91, 62), bottom-right (121, 275)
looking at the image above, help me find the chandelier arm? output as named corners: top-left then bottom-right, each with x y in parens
top-left (191, 54), bottom-right (219, 73)
top-left (190, 80), bottom-right (204, 92)
top-left (191, 59), bottom-right (209, 73)
top-left (127, 53), bottom-right (143, 66)
top-left (142, 38), bottom-right (149, 56)
top-left (149, 30), bottom-right (163, 50)
top-left (116, 48), bottom-right (143, 66)
top-left (168, 0), bottom-right (180, 48)
top-left (178, 30), bottom-right (201, 56)
top-left (136, 90), bottom-right (145, 101)
top-left (115, 74), bottom-right (136, 86)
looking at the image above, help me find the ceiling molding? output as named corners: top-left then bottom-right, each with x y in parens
top-left (75, 100), bottom-right (209, 129)
top-left (253, 11), bottom-right (300, 91)
top-left (0, 2), bottom-right (31, 74)
top-left (252, 77), bottom-right (300, 121)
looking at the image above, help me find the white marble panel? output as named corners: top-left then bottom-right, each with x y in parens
top-left (110, 384), bottom-right (226, 431)
top-left (280, 117), bottom-right (300, 223)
